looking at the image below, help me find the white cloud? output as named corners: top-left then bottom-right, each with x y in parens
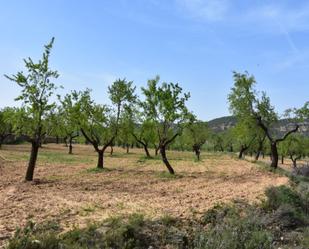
top-left (245, 3), bottom-right (309, 33)
top-left (176, 0), bottom-right (230, 22)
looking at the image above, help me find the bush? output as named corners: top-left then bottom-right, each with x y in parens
top-left (196, 204), bottom-right (273, 249)
top-left (263, 186), bottom-right (303, 211)
top-left (7, 221), bottom-right (61, 249)
top-left (292, 165), bottom-right (309, 177)
top-left (267, 204), bottom-right (305, 230)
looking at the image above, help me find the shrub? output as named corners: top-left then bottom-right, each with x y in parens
top-left (268, 204), bottom-right (305, 230)
top-left (7, 221), bottom-right (61, 249)
top-left (196, 204), bottom-right (273, 249)
top-left (263, 186), bottom-right (303, 211)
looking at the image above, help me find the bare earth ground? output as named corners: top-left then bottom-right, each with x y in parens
top-left (0, 144), bottom-right (288, 247)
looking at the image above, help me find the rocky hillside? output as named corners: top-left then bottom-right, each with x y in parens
top-left (208, 116), bottom-right (309, 136)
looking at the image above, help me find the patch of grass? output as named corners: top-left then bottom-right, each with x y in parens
top-left (155, 171), bottom-right (182, 180)
top-left (85, 167), bottom-right (111, 174)
top-left (38, 152), bottom-right (94, 165)
top-left (160, 214), bottom-right (177, 226)
top-left (137, 156), bottom-right (160, 164)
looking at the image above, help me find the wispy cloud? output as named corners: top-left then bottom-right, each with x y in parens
top-left (245, 2), bottom-right (309, 33)
top-left (175, 0), bottom-right (230, 22)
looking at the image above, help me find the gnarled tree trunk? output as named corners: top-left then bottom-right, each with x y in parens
top-left (132, 134), bottom-right (151, 158)
top-left (25, 140), bottom-right (40, 181)
top-left (193, 144), bottom-right (201, 161)
top-left (97, 150), bottom-right (104, 169)
top-left (160, 145), bottom-right (175, 174)
top-left (69, 138), bottom-right (73, 154)
top-left (238, 145), bottom-right (248, 159)
top-left (270, 142), bottom-right (279, 169)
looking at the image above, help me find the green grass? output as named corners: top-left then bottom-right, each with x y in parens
top-left (84, 167), bottom-right (111, 174)
top-left (155, 171), bottom-right (183, 180)
top-left (3, 150), bottom-right (95, 165)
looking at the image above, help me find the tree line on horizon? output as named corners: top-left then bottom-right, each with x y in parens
top-left (0, 38), bottom-right (308, 181)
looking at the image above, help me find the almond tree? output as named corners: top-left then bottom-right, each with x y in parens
top-left (58, 93), bottom-right (81, 154)
top-left (0, 107), bottom-right (14, 149)
top-left (76, 90), bottom-right (112, 168)
top-left (184, 117), bottom-right (209, 161)
top-left (231, 119), bottom-right (257, 159)
top-left (5, 38), bottom-right (59, 181)
top-left (281, 134), bottom-right (307, 168)
top-left (141, 76), bottom-right (191, 174)
top-left (118, 107), bottom-right (135, 154)
top-left (132, 113), bottom-right (157, 158)
top-left (76, 79), bottom-right (136, 169)
top-left (228, 72), bottom-right (299, 168)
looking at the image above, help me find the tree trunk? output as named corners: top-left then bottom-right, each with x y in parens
top-left (238, 146), bottom-right (247, 159)
top-left (195, 149), bottom-right (200, 161)
top-left (290, 155), bottom-right (300, 168)
top-left (270, 142), bottom-right (279, 169)
top-left (97, 150), bottom-right (104, 169)
top-left (220, 145), bottom-right (224, 152)
top-left (0, 135), bottom-right (5, 149)
top-left (160, 146), bottom-right (175, 174)
top-left (69, 137), bottom-right (73, 154)
top-left (25, 141), bottom-right (40, 181)
top-left (143, 144), bottom-right (151, 158)
top-left (126, 144), bottom-right (129, 154)
top-left (155, 146), bottom-right (159, 156)
top-left (56, 136), bottom-right (59, 144)
top-left (255, 151), bottom-right (260, 161)
top-left (193, 145), bottom-right (201, 161)
top-left (281, 155), bottom-right (284, 165)
top-left (230, 145), bottom-right (233, 152)
top-left (110, 146), bottom-right (114, 156)
top-left (64, 136), bottom-right (68, 147)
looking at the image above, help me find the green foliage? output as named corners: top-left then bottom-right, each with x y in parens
top-left (4, 38), bottom-right (59, 142)
top-left (183, 119), bottom-right (209, 150)
top-left (74, 89), bottom-right (113, 148)
top-left (279, 134), bottom-right (308, 166)
top-left (231, 119), bottom-right (256, 150)
top-left (57, 92), bottom-right (81, 141)
top-left (297, 101), bottom-right (309, 120)
top-left (196, 203), bottom-right (273, 249)
top-left (76, 79), bottom-right (137, 152)
top-left (118, 107), bottom-right (136, 149)
top-left (228, 72), bottom-right (277, 126)
top-left (0, 107), bottom-right (14, 146)
top-left (263, 185), bottom-right (304, 211)
top-left (141, 76), bottom-right (191, 146)
top-left (132, 117), bottom-right (158, 154)
top-left (7, 221), bottom-right (61, 249)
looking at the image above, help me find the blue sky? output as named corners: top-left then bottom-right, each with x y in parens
top-left (0, 0), bottom-right (308, 120)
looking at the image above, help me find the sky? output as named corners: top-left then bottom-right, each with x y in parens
top-left (0, 0), bottom-right (308, 121)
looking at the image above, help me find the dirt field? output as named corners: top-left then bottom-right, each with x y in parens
top-left (0, 144), bottom-right (289, 247)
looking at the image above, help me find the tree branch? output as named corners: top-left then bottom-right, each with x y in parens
top-left (164, 133), bottom-right (179, 146)
top-left (276, 125), bottom-right (299, 143)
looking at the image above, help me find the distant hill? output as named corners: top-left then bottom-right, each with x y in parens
top-left (207, 116), bottom-right (309, 136)
top-left (207, 116), bottom-right (237, 132)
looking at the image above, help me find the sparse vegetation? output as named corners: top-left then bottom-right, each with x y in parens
top-left (1, 38), bottom-right (308, 249)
